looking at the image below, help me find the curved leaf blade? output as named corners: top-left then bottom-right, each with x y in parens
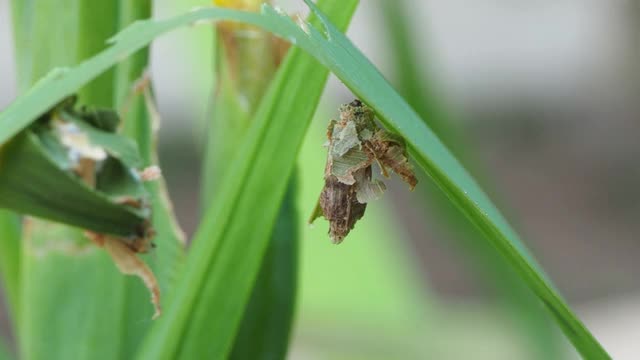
top-left (378, 0), bottom-right (560, 356)
top-left (296, 1), bottom-right (607, 357)
top-left (204, 2), bottom-right (299, 357)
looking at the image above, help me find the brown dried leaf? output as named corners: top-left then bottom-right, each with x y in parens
top-left (87, 232), bottom-right (161, 319)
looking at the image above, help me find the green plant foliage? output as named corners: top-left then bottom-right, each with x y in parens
top-left (0, 210), bottom-right (20, 316)
top-left (229, 183), bottom-right (298, 360)
top-left (114, 0), bottom-right (186, 307)
top-left (0, 105), bottom-right (150, 238)
top-left (0, 1), bottom-right (608, 358)
top-left (18, 223), bottom-right (134, 360)
top-left (76, 1), bottom-right (118, 107)
top-left (139, 1), bottom-right (358, 358)
top-left (202, 2), bottom-right (303, 358)
top-left (379, 1), bottom-right (560, 357)
top-left (279, 2), bottom-right (607, 357)
top-left (6, 2), bottom-right (183, 360)
top-left (112, 2), bottom-right (186, 357)
top-left (9, 3), bottom-right (138, 359)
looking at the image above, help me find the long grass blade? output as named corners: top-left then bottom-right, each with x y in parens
top-left (114, 0), bottom-right (188, 355)
top-left (379, 0), bottom-right (560, 357)
top-left (0, 0), bottom-right (23, 316)
top-left (139, 2), bottom-right (358, 358)
top-left (229, 184), bottom-right (298, 360)
top-left (114, 2), bottom-right (186, 353)
top-left (115, 0), bottom-right (186, 297)
top-left (203, 1), bottom-right (299, 358)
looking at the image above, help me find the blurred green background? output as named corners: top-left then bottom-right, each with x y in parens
top-left (1, 0), bottom-right (639, 358)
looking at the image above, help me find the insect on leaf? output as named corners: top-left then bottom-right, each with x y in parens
top-left (310, 99), bottom-right (417, 244)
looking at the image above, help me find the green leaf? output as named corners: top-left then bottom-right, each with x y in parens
top-left (10, 0), bottom-right (80, 93)
top-left (0, 97), bottom-right (152, 237)
top-left (0, 130), bottom-right (148, 237)
top-left (115, 0), bottom-right (186, 312)
top-left (0, 210), bottom-right (20, 317)
top-left (68, 114), bottom-right (143, 169)
top-left (18, 221), bottom-right (135, 360)
top-left (140, 1), bottom-right (358, 358)
top-left (76, 0), bottom-right (117, 107)
top-left (0, 1), bottom-right (608, 358)
top-left (110, 2), bottom-right (186, 357)
top-left (10, 2), bottom-right (163, 360)
top-left (293, 2), bottom-right (607, 357)
top-left (378, 0), bottom-right (560, 357)
top-left (203, 3), bottom-right (301, 358)
top-left (229, 182), bottom-right (298, 360)
top-left (4, 7), bottom-right (87, 338)
top-left (5, 3), bottom-right (150, 241)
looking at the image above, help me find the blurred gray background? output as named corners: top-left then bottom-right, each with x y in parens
top-left (2, 0), bottom-right (640, 358)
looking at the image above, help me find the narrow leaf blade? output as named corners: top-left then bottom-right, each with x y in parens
top-left (0, 210), bottom-right (20, 317)
top-left (138, 1), bottom-right (358, 358)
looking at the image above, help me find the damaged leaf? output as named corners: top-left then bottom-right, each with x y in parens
top-left (0, 97), bottom-right (152, 242)
top-left (0, 96), bottom-right (162, 318)
top-left (310, 99), bottom-right (417, 243)
top-left (86, 232), bottom-right (161, 319)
